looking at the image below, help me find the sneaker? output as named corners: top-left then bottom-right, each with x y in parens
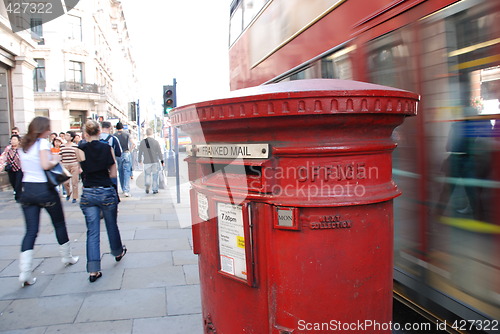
top-left (124, 192), bottom-right (130, 197)
top-left (152, 190), bottom-right (158, 194)
top-left (145, 187), bottom-right (150, 194)
top-left (66, 195), bottom-right (70, 201)
top-left (72, 199), bottom-right (77, 204)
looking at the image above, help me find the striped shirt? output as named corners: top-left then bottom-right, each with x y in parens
top-left (5, 147), bottom-right (21, 172)
top-left (60, 143), bottom-right (78, 164)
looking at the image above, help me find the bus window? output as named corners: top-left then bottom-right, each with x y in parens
top-left (366, 30), bottom-right (415, 91)
top-left (321, 46), bottom-right (354, 80)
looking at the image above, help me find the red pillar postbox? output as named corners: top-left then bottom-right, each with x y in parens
top-left (171, 79), bottom-right (419, 333)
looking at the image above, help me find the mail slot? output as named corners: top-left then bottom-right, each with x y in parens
top-left (171, 79), bottom-right (419, 333)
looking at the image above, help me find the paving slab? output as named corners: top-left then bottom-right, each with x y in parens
top-left (116, 239), bottom-right (179, 253)
top-left (41, 269), bottom-right (124, 296)
top-left (183, 264), bottom-right (201, 285)
top-left (0, 294), bottom-right (85, 331)
top-left (75, 288), bottom-right (166, 323)
top-left (0, 327), bottom-right (47, 334)
top-left (166, 285), bottom-right (202, 316)
top-left (0, 275), bottom-right (53, 301)
top-left (122, 264), bottom-right (186, 289)
top-left (132, 314), bottom-right (203, 334)
top-left (44, 320), bottom-right (132, 334)
top-left (0, 260), bottom-right (13, 273)
top-left (172, 249), bottom-right (198, 266)
top-left (134, 228), bottom-right (192, 240)
top-left (0, 299), bottom-right (11, 314)
top-left (0, 258), bottom-right (43, 279)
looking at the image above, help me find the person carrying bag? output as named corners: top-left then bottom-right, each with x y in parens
top-left (138, 128), bottom-right (164, 194)
top-left (17, 117), bottom-right (78, 287)
top-left (5, 134), bottom-right (23, 202)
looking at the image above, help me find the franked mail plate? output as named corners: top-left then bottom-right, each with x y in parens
top-left (189, 143), bottom-right (269, 159)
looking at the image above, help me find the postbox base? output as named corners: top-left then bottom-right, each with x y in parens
top-left (197, 201), bottom-right (394, 334)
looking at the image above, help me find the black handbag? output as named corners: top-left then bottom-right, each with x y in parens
top-left (4, 163), bottom-right (12, 172)
top-left (45, 163), bottom-right (71, 186)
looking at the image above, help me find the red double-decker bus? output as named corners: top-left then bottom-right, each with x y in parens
top-left (229, 0), bottom-right (500, 330)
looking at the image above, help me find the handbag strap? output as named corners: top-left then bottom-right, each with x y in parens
top-left (145, 138), bottom-right (155, 162)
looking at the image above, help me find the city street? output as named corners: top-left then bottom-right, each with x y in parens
top-left (0, 169), bottom-right (201, 334)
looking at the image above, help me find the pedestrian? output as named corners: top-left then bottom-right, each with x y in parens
top-left (0, 127), bottom-right (21, 166)
top-left (51, 137), bottom-right (62, 155)
top-left (138, 128), bottom-right (164, 194)
top-left (58, 132), bottom-right (66, 145)
top-left (100, 121), bottom-right (122, 186)
top-left (18, 116), bottom-right (78, 287)
top-left (60, 131), bottom-right (80, 203)
top-left (4, 134), bottom-right (23, 202)
top-left (49, 132), bottom-right (57, 147)
top-left (11, 127), bottom-right (20, 135)
top-left (73, 134), bottom-right (82, 145)
top-left (114, 122), bottom-right (132, 197)
top-left (51, 137), bottom-right (65, 195)
top-left (77, 120), bottom-right (126, 283)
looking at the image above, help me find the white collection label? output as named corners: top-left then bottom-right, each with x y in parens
top-left (190, 143), bottom-right (269, 159)
top-left (217, 202), bottom-right (247, 279)
top-left (197, 192), bottom-right (209, 221)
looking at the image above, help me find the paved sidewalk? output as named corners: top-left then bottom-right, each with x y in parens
top-left (0, 171), bottom-right (201, 334)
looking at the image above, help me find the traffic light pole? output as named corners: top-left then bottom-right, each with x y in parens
top-left (173, 79), bottom-right (180, 204)
top-left (163, 78), bottom-right (180, 203)
top-left (136, 99), bottom-right (140, 141)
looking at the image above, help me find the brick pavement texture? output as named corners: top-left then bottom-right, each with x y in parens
top-left (0, 174), bottom-right (202, 334)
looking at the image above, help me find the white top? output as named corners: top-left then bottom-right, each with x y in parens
top-left (19, 138), bottom-right (50, 183)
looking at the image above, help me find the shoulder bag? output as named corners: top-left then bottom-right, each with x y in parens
top-left (39, 140), bottom-right (71, 186)
top-left (45, 163), bottom-right (72, 186)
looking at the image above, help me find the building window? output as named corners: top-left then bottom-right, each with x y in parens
top-left (68, 15), bottom-right (82, 41)
top-left (33, 59), bottom-right (46, 92)
top-left (30, 18), bottom-right (44, 43)
top-left (68, 61), bottom-right (83, 83)
top-left (69, 110), bottom-right (86, 130)
top-left (35, 109), bottom-right (49, 117)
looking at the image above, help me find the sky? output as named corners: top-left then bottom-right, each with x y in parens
top-left (120, 0), bottom-right (232, 116)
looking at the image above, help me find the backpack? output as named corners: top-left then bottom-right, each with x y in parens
top-left (101, 134), bottom-right (122, 157)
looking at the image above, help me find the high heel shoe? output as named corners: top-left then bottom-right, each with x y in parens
top-left (115, 245), bottom-right (127, 262)
top-left (89, 272), bottom-right (102, 282)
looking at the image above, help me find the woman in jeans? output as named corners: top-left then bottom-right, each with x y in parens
top-left (77, 120), bottom-right (126, 282)
top-left (18, 117), bottom-right (78, 287)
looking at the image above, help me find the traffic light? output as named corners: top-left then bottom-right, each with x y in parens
top-left (163, 85), bottom-right (176, 115)
top-left (128, 102), bottom-right (136, 121)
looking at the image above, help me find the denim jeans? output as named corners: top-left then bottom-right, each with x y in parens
top-left (20, 182), bottom-right (69, 251)
top-left (144, 162), bottom-right (159, 192)
top-left (117, 152), bottom-right (131, 193)
top-left (79, 187), bottom-right (123, 273)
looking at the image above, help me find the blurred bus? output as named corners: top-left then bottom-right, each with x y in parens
top-left (229, 0), bottom-right (500, 331)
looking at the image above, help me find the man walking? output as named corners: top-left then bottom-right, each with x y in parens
top-left (114, 122), bottom-right (132, 197)
top-left (138, 128), bottom-right (164, 194)
top-left (100, 121), bottom-right (122, 186)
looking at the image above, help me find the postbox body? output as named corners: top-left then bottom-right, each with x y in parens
top-left (172, 79), bottom-right (418, 333)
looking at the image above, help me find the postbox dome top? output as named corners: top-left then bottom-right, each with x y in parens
top-left (171, 79), bottom-right (419, 127)
top-left (225, 79), bottom-right (418, 99)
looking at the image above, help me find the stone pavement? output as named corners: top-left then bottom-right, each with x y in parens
top-left (0, 170), bottom-right (202, 334)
